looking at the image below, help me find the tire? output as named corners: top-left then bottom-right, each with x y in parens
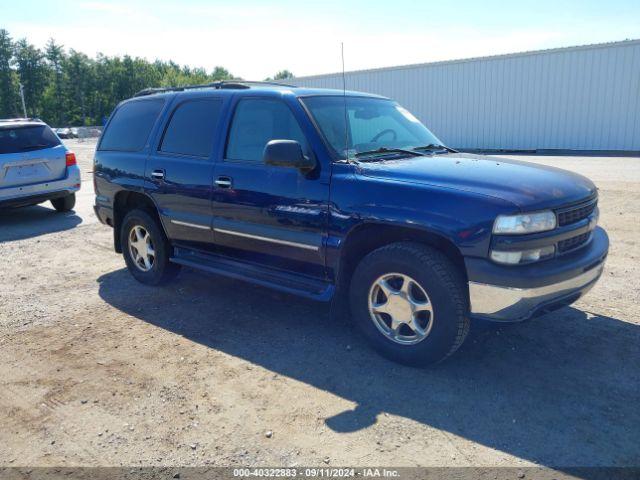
top-left (51, 193), bottom-right (76, 212)
top-left (349, 242), bottom-right (470, 366)
top-left (120, 209), bottom-right (180, 285)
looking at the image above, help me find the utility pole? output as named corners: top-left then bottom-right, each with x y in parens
top-left (19, 82), bottom-right (27, 118)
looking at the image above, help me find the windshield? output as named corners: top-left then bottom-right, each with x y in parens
top-left (301, 96), bottom-right (444, 160)
top-left (0, 125), bottom-right (60, 154)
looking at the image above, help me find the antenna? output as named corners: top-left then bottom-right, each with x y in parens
top-left (19, 83), bottom-right (27, 118)
top-left (341, 42), bottom-right (349, 161)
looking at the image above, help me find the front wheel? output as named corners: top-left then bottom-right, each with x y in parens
top-left (121, 209), bottom-right (180, 285)
top-left (349, 242), bottom-right (470, 366)
top-left (51, 193), bottom-right (76, 212)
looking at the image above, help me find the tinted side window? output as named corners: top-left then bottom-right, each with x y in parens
top-left (99, 99), bottom-right (164, 152)
top-left (226, 98), bottom-right (307, 162)
top-left (160, 99), bottom-right (222, 157)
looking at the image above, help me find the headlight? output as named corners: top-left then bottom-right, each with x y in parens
top-left (493, 210), bottom-right (556, 235)
top-left (491, 245), bottom-right (556, 265)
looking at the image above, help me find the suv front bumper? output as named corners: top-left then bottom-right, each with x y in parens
top-left (466, 226), bottom-right (608, 322)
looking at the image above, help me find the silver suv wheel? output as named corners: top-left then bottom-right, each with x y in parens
top-left (368, 272), bottom-right (434, 345)
top-left (128, 225), bottom-right (155, 272)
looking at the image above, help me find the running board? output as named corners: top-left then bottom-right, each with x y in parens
top-left (170, 247), bottom-right (334, 301)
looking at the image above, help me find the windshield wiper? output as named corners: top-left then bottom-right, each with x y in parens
top-left (412, 143), bottom-right (455, 153)
top-left (354, 147), bottom-right (425, 161)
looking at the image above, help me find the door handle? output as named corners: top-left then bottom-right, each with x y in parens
top-left (215, 176), bottom-right (233, 188)
top-left (151, 169), bottom-right (165, 180)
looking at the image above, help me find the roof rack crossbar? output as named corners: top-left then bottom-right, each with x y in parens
top-left (133, 80), bottom-right (297, 97)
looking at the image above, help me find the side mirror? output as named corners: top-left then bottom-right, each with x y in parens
top-left (263, 140), bottom-right (316, 173)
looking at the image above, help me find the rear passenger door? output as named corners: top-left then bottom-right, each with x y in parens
top-left (146, 96), bottom-right (224, 251)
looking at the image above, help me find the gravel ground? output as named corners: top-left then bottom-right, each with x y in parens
top-left (1, 140), bottom-right (638, 468)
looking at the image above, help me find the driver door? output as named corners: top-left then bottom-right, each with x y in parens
top-left (211, 96), bottom-right (329, 280)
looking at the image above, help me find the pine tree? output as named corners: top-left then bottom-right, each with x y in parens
top-left (266, 70), bottom-right (294, 81)
top-left (1, 29), bottom-right (243, 125)
top-left (44, 38), bottom-right (66, 125)
top-left (14, 39), bottom-right (48, 117)
top-left (0, 29), bottom-right (18, 117)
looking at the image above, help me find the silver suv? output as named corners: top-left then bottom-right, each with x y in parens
top-left (0, 118), bottom-right (81, 211)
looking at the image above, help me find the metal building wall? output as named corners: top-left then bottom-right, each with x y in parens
top-left (292, 40), bottom-right (640, 152)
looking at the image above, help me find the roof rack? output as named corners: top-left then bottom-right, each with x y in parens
top-left (133, 80), bottom-right (297, 97)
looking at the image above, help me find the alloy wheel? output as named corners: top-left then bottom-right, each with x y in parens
top-left (128, 225), bottom-right (156, 272)
top-left (368, 272), bottom-right (434, 345)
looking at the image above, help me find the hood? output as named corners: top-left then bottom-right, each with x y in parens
top-left (358, 153), bottom-right (597, 210)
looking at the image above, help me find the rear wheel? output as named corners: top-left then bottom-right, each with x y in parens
top-left (51, 193), bottom-right (76, 212)
top-left (121, 209), bottom-right (180, 285)
top-left (349, 242), bottom-right (470, 366)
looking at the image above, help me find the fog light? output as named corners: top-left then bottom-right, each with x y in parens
top-left (491, 245), bottom-right (555, 265)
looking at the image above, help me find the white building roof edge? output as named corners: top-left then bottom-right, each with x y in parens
top-left (293, 38), bottom-right (640, 80)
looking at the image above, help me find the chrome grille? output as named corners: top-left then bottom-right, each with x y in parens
top-left (556, 199), bottom-right (597, 226)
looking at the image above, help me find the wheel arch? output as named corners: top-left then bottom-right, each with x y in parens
top-left (112, 190), bottom-right (165, 253)
top-left (336, 222), bottom-right (467, 293)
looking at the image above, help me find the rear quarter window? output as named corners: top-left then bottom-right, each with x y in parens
top-left (99, 99), bottom-right (165, 152)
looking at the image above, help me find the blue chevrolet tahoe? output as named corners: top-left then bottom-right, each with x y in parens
top-left (93, 81), bottom-right (608, 366)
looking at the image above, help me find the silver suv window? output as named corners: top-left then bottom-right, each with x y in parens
top-left (0, 125), bottom-right (60, 154)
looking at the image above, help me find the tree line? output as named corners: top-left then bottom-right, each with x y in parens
top-left (0, 29), bottom-right (294, 127)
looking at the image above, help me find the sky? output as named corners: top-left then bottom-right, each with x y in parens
top-left (3, 0), bottom-right (640, 79)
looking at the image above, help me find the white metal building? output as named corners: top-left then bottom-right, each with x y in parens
top-left (292, 40), bottom-right (640, 152)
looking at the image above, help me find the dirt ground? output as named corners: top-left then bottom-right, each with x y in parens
top-left (1, 140), bottom-right (638, 468)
